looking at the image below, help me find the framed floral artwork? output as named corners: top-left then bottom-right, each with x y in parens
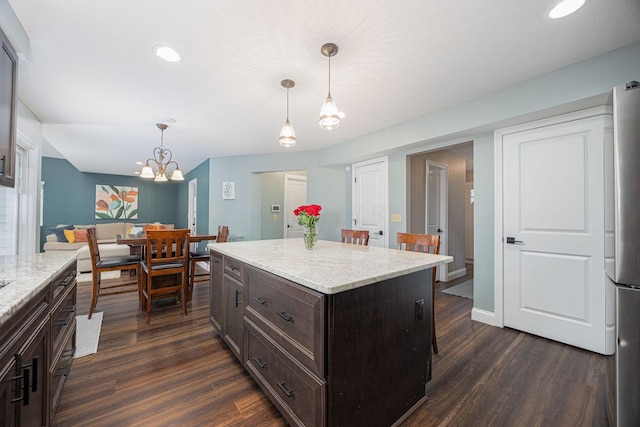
top-left (95, 185), bottom-right (139, 219)
top-left (222, 181), bottom-right (235, 200)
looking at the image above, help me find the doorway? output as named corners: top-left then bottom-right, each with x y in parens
top-left (408, 142), bottom-right (474, 296)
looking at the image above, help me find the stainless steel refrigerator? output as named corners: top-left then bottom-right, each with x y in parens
top-left (608, 80), bottom-right (640, 427)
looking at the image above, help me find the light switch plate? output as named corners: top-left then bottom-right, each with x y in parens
top-left (391, 214), bottom-right (402, 223)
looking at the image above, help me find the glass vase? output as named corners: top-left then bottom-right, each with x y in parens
top-left (303, 225), bottom-right (318, 250)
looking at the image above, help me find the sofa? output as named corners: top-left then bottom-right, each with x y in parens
top-left (44, 222), bottom-right (164, 272)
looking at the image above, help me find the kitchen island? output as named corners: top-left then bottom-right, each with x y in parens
top-left (0, 251), bottom-right (77, 425)
top-left (208, 239), bottom-right (452, 427)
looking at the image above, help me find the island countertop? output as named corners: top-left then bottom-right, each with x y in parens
top-left (208, 238), bottom-right (452, 294)
top-left (0, 251), bottom-right (77, 325)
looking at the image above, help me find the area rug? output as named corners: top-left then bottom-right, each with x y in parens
top-left (76, 271), bottom-right (120, 283)
top-left (441, 280), bottom-right (473, 299)
top-left (75, 312), bottom-right (103, 358)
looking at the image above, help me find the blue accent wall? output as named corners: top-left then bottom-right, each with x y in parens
top-left (41, 157), bottom-right (179, 250)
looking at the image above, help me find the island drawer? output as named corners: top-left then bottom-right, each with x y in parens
top-left (51, 262), bottom-right (77, 303)
top-left (245, 318), bottom-right (325, 427)
top-left (50, 323), bottom-right (75, 414)
top-left (245, 264), bottom-right (325, 377)
top-left (223, 257), bottom-right (243, 282)
top-left (50, 281), bottom-right (76, 357)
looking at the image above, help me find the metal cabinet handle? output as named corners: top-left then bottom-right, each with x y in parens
top-left (235, 290), bottom-right (241, 308)
top-left (253, 356), bottom-right (268, 368)
top-left (277, 381), bottom-right (294, 397)
top-left (276, 311), bottom-right (292, 322)
top-left (252, 296), bottom-right (266, 305)
top-left (11, 357), bottom-right (39, 405)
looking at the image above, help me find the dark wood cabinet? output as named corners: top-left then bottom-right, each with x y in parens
top-left (0, 286), bottom-right (49, 426)
top-left (0, 25), bottom-right (18, 188)
top-left (210, 251), bottom-right (432, 427)
top-left (48, 263), bottom-right (77, 416)
top-left (222, 274), bottom-right (244, 360)
top-left (208, 252), bottom-right (222, 331)
top-left (0, 260), bottom-right (77, 426)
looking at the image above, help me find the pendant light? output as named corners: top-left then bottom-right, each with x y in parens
top-left (140, 123), bottom-right (184, 181)
top-left (319, 43), bottom-right (345, 130)
top-left (279, 79), bottom-right (296, 148)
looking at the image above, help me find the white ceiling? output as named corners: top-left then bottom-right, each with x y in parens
top-left (7, 0), bottom-right (640, 177)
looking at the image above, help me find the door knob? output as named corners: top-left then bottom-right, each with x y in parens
top-left (437, 229), bottom-right (443, 233)
top-left (506, 237), bottom-right (524, 244)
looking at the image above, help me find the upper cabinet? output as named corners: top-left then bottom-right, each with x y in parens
top-left (0, 26), bottom-right (17, 188)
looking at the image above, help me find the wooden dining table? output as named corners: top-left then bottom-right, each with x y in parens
top-left (116, 233), bottom-right (217, 247)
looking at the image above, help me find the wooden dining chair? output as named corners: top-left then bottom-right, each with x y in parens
top-left (397, 232), bottom-right (441, 354)
top-left (140, 229), bottom-right (190, 325)
top-left (188, 226), bottom-right (229, 301)
top-left (341, 229), bottom-right (370, 245)
top-left (86, 227), bottom-right (142, 319)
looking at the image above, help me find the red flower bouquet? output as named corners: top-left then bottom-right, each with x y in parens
top-left (294, 204), bottom-right (322, 249)
top-left (294, 204), bottom-right (322, 228)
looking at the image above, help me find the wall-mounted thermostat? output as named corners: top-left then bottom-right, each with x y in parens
top-left (271, 205), bottom-right (280, 212)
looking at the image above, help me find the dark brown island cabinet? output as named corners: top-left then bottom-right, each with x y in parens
top-left (0, 261), bottom-right (77, 426)
top-left (209, 239), bottom-right (452, 427)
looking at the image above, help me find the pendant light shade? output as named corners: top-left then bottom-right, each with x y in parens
top-left (319, 43), bottom-right (345, 130)
top-left (279, 79), bottom-right (296, 148)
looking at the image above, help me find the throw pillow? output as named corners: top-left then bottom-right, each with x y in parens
top-left (63, 229), bottom-right (76, 243)
top-left (74, 229), bottom-right (88, 243)
top-left (49, 225), bottom-right (75, 242)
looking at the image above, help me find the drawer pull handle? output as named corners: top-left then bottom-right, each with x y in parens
top-left (235, 290), bottom-right (241, 308)
top-left (277, 381), bottom-right (294, 397)
top-left (253, 296), bottom-right (266, 305)
top-left (253, 356), bottom-right (268, 368)
top-left (11, 367), bottom-right (30, 405)
top-left (276, 311), bottom-right (292, 322)
top-left (229, 266), bottom-right (239, 271)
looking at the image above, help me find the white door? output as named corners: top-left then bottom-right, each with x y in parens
top-left (425, 160), bottom-right (448, 281)
top-left (352, 157), bottom-right (388, 248)
top-left (501, 114), bottom-right (611, 354)
top-left (188, 179), bottom-right (197, 250)
top-left (284, 174), bottom-right (307, 238)
top-left (188, 179), bottom-right (197, 234)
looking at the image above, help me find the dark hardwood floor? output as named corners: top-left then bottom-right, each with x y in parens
top-left (53, 266), bottom-right (612, 426)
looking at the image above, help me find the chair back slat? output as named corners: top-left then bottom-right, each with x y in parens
top-left (396, 232), bottom-right (440, 255)
top-left (341, 229), bottom-right (370, 245)
top-left (216, 225), bottom-right (229, 243)
top-left (145, 229), bottom-right (190, 268)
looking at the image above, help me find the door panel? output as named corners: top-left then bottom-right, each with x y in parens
top-left (502, 114), bottom-right (610, 354)
top-left (284, 175), bottom-right (307, 238)
top-left (352, 158), bottom-right (388, 248)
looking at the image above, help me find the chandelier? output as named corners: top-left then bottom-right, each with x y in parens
top-left (140, 123), bottom-right (184, 182)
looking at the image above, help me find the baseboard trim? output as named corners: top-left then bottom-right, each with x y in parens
top-left (471, 307), bottom-right (501, 327)
top-left (445, 267), bottom-right (467, 282)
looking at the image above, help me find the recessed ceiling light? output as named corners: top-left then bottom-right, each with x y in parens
top-left (548, 0), bottom-right (586, 19)
top-left (153, 45), bottom-right (181, 62)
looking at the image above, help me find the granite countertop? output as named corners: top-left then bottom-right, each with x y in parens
top-left (208, 238), bottom-right (453, 294)
top-left (0, 251), bottom-right (78, 325)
